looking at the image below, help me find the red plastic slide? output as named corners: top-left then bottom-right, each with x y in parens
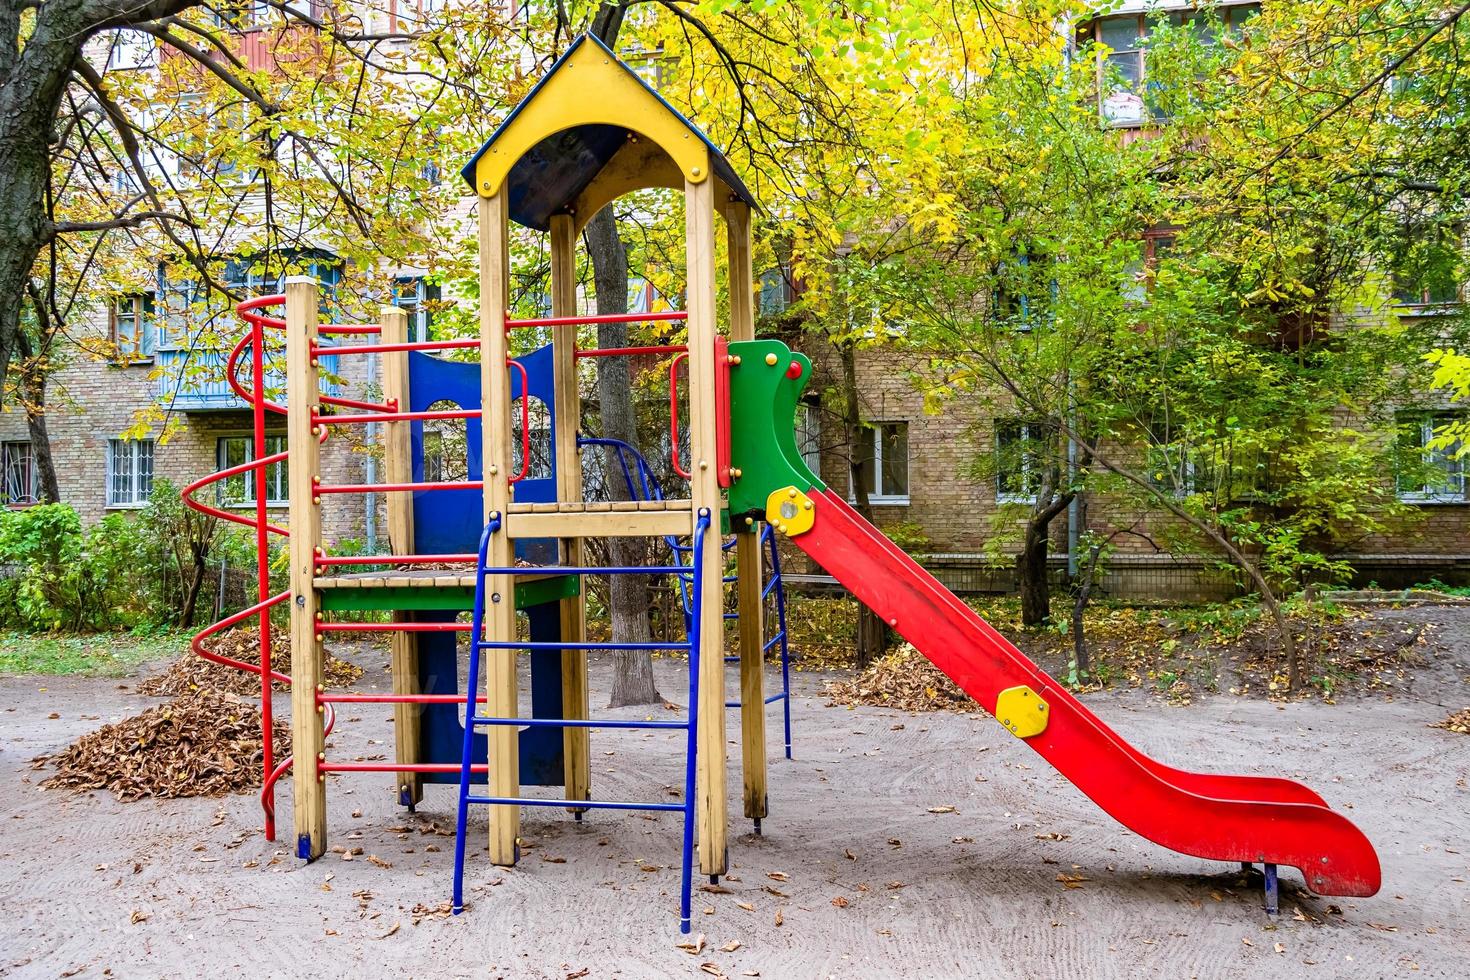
top-left (791, 487), bottom-right (1381, 897)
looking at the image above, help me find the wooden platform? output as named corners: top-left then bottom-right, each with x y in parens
top-left (505, 499), bottom-right (696, 539)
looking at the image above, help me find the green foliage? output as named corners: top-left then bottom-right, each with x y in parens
top-left (0, 505), bottom-right (148, 631)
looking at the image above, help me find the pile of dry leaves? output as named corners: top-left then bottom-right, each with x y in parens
top-left (139, 627), bottom-right (362, 697)
top-left (1431, 708), bottom-right (1470, 735)
top-left (39, 689), bottom-right (288, 801)
top-left (825, 644), bottom-right (974, 712)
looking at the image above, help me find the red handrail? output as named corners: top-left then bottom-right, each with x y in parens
top-left (574, 344), bottom-right (688, 359)
top-left (508, 310), bottom-right (686, 329)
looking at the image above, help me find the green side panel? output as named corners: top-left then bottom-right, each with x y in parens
top-left (726, 339), bottom-right (826, 516)
top-left (318, 575), bottom-right (579, 613)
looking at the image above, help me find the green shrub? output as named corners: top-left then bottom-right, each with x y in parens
top-left (0, 504), bottom-right (148, 630)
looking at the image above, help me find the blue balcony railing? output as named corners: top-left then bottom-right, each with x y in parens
top-left (156, 348), bottom-right (342, 410)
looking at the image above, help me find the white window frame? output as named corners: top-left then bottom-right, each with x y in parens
top-left (2, 441), bottom-right (38, 507)
top-left (853, 419), bottom-right (910, 506)
top-left (796, 402), bottom-right (822, 475)
top-left (216, 434), bottom-right (288, 507)
top-left (106, 438), bottom-right (154, 509)
top-left (1398, 412), bottom-right (1467, 504)
top-left (995, 420), bottom-right (1044, 505)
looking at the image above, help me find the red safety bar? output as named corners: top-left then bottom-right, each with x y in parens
top-left (316, 553), bottom-right (477, 567)
top-left (321, 394), bottom-right (397, 413)
top-left (314, 480), bottom-right (485, 494)
top-left (315, 407), bottom-right (480, 425)
top-left (314, 338), bottom-right (478, 357)
top-left (574, 344), bottom-right (688, 359)
top-left (507, 310), bottom-right (687, 329)
top-left (317, 621), bottom-right (475, 633)
top-left (318, 693), bottom-right (488, 704)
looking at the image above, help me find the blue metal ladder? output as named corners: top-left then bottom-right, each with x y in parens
top-left (452, 510), bottom-right (713, 933)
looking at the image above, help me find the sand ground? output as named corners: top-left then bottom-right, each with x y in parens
top-left (2, 607), bottom-right (1468, 979)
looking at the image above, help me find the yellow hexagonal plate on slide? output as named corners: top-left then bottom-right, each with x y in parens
top-left (995, 685), bottom-right (1049, 739)
top-left (765, 486), bottom-right (816, 537)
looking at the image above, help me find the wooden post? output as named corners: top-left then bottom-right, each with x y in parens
top-left (549, 213), bottom-right (591, 810)
top-left (380, 305), bottom-right (421, 808)
top-left (480, 191), bottom-right (520, 865)
top-left (726, 201), bottom-right (767, 822)
top-left (686, 175), bottom-right (727, 876)
top-left (285, 276), bottom-right (326, 860)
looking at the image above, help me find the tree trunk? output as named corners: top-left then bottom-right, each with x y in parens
top-left (1017, 489), bottom-right (1073, 628)
top-left (837, 340), bottom-right (887, 668)
top-left (584, 207), bottom-right (662, 707)
top-left (16, 302), bottom-right (60, 502)
top-left (1070, 542), bottom-right (1102, 685)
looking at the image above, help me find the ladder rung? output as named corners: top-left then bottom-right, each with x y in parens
top-left (476, 640), bottom-right (691, 652)
top-left (464, 796), bottom-right (686, 813)
top-left (762, 631), bottom-right (785, 652)
top-left (470, 715), bottom-right (687, 731)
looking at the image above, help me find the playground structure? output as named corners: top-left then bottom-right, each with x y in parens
top-left (182, 33), bottom-right (1380, 934)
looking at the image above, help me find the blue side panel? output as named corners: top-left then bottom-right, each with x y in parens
top-left (406, 343), bottom-right (565, 786)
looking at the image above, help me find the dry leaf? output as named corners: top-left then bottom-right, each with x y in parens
top-left (129, 909), bottom-right (150, 924)
top-left (721, 941), bottom-right (742, 953)
top-left (700, 883), bottom-right (732, 894)
top-left (676, 933), bottom-right (707, 955)
top-left (377, 922), bottom-right (401, 940)
top-left (926, 806), bottom-right (956, 814)
top-left (831, 896), bottom-right (850, 908)
top-left (774, 908), bottom-right (784, 927)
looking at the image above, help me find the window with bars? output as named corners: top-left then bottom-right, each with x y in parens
top-left (2, 441), bottom-right (38, 506)
top-left (106, 439), bottom-right (154, 508)
top-left (855, 420), bottom-right (910, 504)
top-left (216, 435), bottom-right (288, 506)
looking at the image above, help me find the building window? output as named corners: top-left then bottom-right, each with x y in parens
top-left (216, 435), bottom-right (287, 506)
top-left (1123, 228), bottom-right (1178, 303)
top-left (2, 441), bottom-right (38, 506)
top-left (106, 439), bottom-right (154, 508)
top-left (993, 247), bottom-right (1055, 328)
top-left (856, 420), bottom-right (909, 504)
top-left (1083, 3), bottom-right (1260, 126)
top-left (1390, 217), bottom-right (1462, 308)
top-left (995, 420), bottom-right (1048, 504)
top-left (109, 294), bottom-right (156, 363)
top-left (392, 277), bottom-right (440, 343)
top-left (759, 267), bottom-right (795, 316)
top-left (796, 402), bottom-right (822, 475)
top-left (1397, 411), bottom-right (1466, 503)
top-left (106, 29), bottom-right (156, 70)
